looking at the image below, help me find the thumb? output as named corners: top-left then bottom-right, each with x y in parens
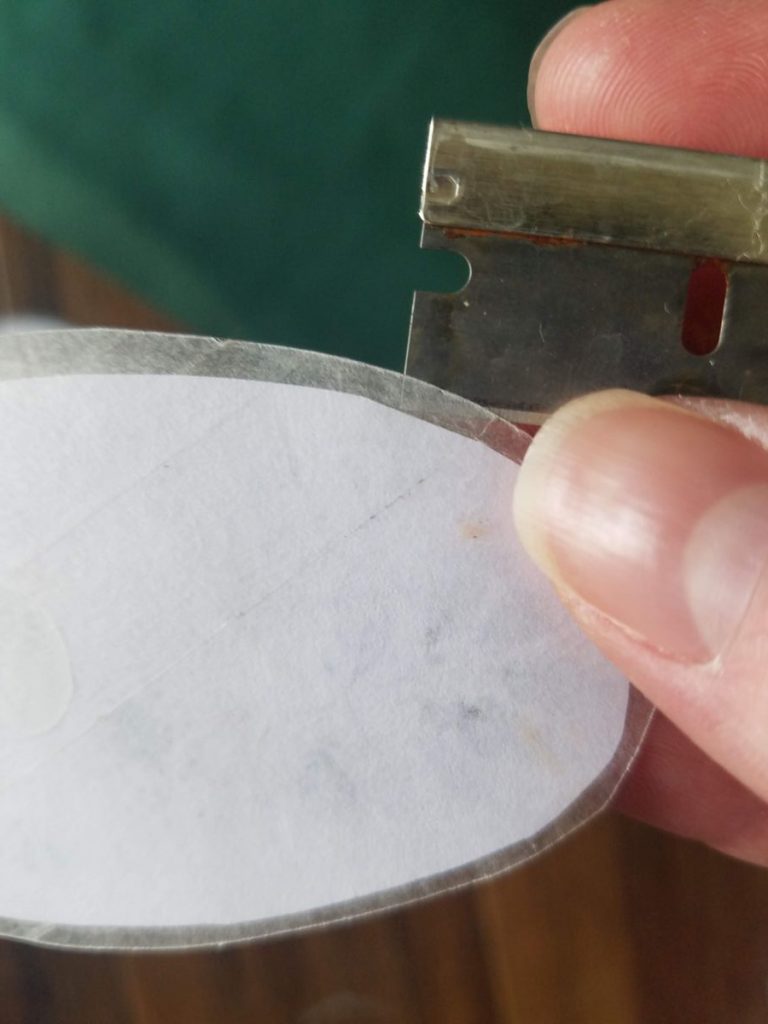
top-left (513, 391), bottom-right (768, 805)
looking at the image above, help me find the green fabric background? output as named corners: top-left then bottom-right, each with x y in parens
top-left (0, 2), bottom-right (571, 368)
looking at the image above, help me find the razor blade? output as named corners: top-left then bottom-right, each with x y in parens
top-left (407, 120), bottom-right (768, 423)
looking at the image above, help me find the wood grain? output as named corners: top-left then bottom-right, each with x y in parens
top-left (0, 214), bottom-right (766, 1024)
top-left (0, 215), bottom-right (181, 332)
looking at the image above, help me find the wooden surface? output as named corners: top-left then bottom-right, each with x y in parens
top-left (0, 214), bottom-right (767, 1024)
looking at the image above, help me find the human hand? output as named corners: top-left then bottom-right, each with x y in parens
top-left (518, 0), bottom-right (768, 865)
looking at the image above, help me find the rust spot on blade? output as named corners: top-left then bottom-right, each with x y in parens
top-left (442, 226), bottom-right (585, 248)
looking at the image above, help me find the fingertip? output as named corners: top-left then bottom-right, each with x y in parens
top-left (513, 389), bottom-right (768, 662)
top-left (512, 389), bottom-right (662, 589)
top-left (529, 0), bottom-right (768, 157)
top-left (514, 392), bottom-right (768, 807)
top-left (527, 6), bottom-right (593, 127)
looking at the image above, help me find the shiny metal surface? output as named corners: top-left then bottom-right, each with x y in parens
top-left (407, 121), bottom-right (768, 420)
top-left (420, 120), bottom-right (768, 262)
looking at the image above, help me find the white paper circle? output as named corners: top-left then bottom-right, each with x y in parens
top-left (0, 331), bottom-right (645, 950)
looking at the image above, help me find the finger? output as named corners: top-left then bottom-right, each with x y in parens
top-left (513, 391), bottom-right (768, 806)
top-left (616, 712), bottom-right (768, 866)
top-left (528, 0), bottom-right (768, 157)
